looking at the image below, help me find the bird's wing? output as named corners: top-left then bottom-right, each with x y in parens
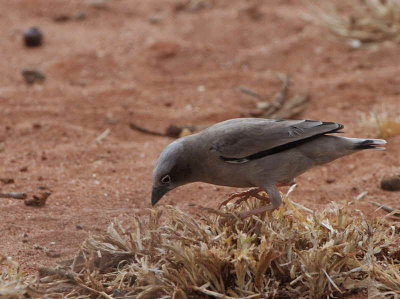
top-left (205, 118), bottom-right (343, 161)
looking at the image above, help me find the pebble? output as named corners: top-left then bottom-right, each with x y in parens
top-left (22, 69), bottom-right (46, 85)
top-left (381, 174), bottom-right (400, 191)
top-left (23, 27), bottom-right (43, 47)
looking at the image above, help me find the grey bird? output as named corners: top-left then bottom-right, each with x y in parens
top-left (151, 118), bottom-right (386, 218)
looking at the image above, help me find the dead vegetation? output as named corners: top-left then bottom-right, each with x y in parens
top-left (240, 74), bottom-right (310, 119)
top-left (306, 0), bottom-right (400, 43)
top-left (7, 188), bottom-right (395, 298)
top-left (0, 256), bottom-right (37, 298)
top-left (361, 110), bottom-right (400, 138)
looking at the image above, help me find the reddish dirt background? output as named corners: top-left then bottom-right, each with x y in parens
top-left (0, 0), bottom-right (399, 280)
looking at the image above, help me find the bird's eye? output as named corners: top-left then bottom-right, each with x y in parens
top-left (160, 175), bottom-right (171, 185)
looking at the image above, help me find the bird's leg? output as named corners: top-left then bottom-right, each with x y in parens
top-left (239, 185), bottom-right (282, 219)
top-left (219, 187), bottom-right (263, 208)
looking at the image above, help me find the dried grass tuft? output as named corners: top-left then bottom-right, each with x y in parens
top-left (32, 188), bottom-right (400, 298)
top-left (306, 0), bottom-right (400, 43)
top-left (0, 256), bottom-right (38, 299)
top-left (361, 110), bottom-right (400, 138)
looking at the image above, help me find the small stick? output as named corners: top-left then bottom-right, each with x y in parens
top-left (0, 192), bottom-right (27, 199)
top-left (191, 285), bottom-right (259, 299)
top-left (95, 128), bottom-right (111, 144)
top-left (129, 122), bottom-right (165, 136)
top-left (370, 201), bottom-right (400, 216)
top-left (238, 86), bottom-right (264, 100)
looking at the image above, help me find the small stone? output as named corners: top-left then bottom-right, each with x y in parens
top-left (148, 15), bottom-right (163, 24)
top-left (75, 11), bottom-right (87, 20)
top-left (23, 27), bottom-right (43, 47)
top-left (381, 174), bottom-right (400, 191)
top-left (22, 69), bottom-right (46, 85)
top-left (88, 0), bottom-right (109, 9)
top-left (76, 224), bottom-right (84, 230)
top-left (33, 244), bottom-right (44, 250)
top-left (20, 166), bottom-right (28, 172)
top-left (45, 250), bottom-right (61, 258)
top-left (326, 178), bottom-right (335, 184)
top-left (349, 39), bottom-right (362, 49)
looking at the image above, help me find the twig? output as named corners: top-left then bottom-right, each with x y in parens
top-left (354, 191), bottom-right (368, 201)
top-left (238, 86), bottom-right (264, 100)
top-left (0, 192), bottom-right (27, 199)
top-left (370, 201), bottom-right (400, 217)
top-left (95, 128), bottom-right (111, 144)
top-left (129, 122), bottom-right (165, 136)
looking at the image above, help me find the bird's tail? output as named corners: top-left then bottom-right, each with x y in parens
top-left (347, 137), bottom-right (387, 150)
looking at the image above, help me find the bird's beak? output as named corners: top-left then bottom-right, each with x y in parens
top-left (151, 185), bottom-right (170, 206)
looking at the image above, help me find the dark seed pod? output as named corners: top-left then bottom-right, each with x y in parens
top-left (23, 27), bottom-right (43, 47)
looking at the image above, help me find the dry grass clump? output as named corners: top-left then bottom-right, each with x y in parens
top-left (306, 0), bottom-right (400, 43)
top-left (361, 110), bottom-right (400, 138)
top-left (0, 256), bottom-right (36, 298)
top-left (32, 189), bottom-right (400, 298)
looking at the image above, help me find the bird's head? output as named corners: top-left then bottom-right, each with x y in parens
top-left (151, 139), bottom-right (193, 206)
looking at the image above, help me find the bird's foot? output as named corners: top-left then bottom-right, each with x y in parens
top-left (219, 187), bottom-right (265, 208)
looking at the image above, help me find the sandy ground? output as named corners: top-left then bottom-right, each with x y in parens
top-left (0, 0), bottom-right (399, 278)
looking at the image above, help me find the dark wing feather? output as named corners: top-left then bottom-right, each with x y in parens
top-left (204, 118), bottom-right (343, 160)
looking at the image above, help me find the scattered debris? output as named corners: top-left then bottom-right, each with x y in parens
top-left (19, 166), bottom-right (28, 172)
top-left (0, 192), bottom-right (27, 200)
top-left (240, 74), bottom-right (309, 119)
top-left (38, 186), bottom-right (51, 191)
top-left (32, 123), bottom-right (42, 129)
top-left (22, 69), bottom-right (46, 85)
top-left (75, 11), bottom-right (87, 21)
top-left (33, 244), bottom-right (44, 250)
top-left (0, 178), bottom-right (14, 184)
top-left (361, 111), bottom-right (400, 139)
top-left (53, 11), bottom-right (87, 22)
top-left (87, 0), bottom-right (109, 10)
top-left (148, 15), bottom-right (163, 24)
top-left (240, 4), bottom-right (264, 21)
top-left (370, 201), bottom-right (400, 217)
top-left (175, 0), bottom-right (213, 12)
top-left (165, 124), bottom-right (197, 138)
top-left (0, 256), bottom-right (36, 297)
top-left (53, 14), bottom-right (71, 22)
top-left (381, 174), bottom-right (400, 191)
top-left (307, 1), bottom-right (400, 43)
top-left (23, 27), bottom-right (43, 47)
top-left (354, 191), bottom-right (368, 201)
top-left (95, 128), bottom-right (111, 144)
top-left (129, 122), bottom-right (198, 138)
top-left (45, 250), bottom-right (61, 258)
top-left (24, 192), bottom-right (51, 207)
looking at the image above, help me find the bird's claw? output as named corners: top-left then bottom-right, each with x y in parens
top-left (219, 187), bottom-right (262, 208)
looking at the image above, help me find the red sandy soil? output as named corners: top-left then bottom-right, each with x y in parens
top-left (0, 0), bottom-right (399, 284)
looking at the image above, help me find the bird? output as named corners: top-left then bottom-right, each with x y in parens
top-left (151, 118), bottom-right (387, 218)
